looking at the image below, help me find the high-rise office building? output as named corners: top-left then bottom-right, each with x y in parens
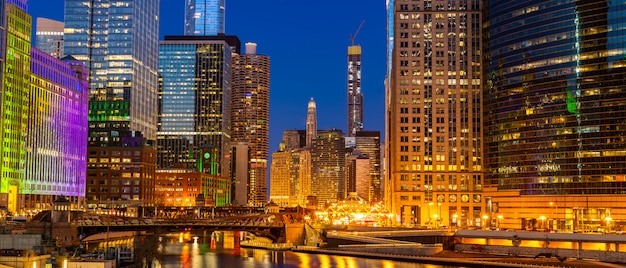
top-left (185, 0), bottom-right (225, 36)
top-left (158, 35), bottom-right (240, 205)
top-left (26, 53), bottom-right (88, 211)
top-left (0, 0), bottom-right (6, 94)
top-left (311, 129), bottom-right (346, 206)
top-left (384, 0), bottom-right (395, 212)
top-left (347, 45), bottom-right (363, 137)
top-left (231, 42), bottom-right (270, 207)
top-left (355, 131), bottom-right (382, 203)
top-left (35, 17), bottom-right (64, 58)
top-left (270, 130), bottom-right (311, 207)
top-left (0, 1), bottom-right (31, 213)
top-left (158, 36), bottom-right (239, 173)
top-left (64, 0), bottom-right (159, 207)
top-left (0, 1), bottom-right (89, 213)
top-left (306, 98), bottom-right (317, 148)
top-left (270, 150), bottom-right (290, 207)
top-left (64, 0), bottom-right (160, 141)
top-left (230, 142), bottom-right (249, 206)
top-left (345, 151), bottom-right (370, 200)
top-left (281, 130), bottom-right (306, 151)
top-left (485, 0), bottom-right (626, 231)
top-left (387, 1), bottom-right (484, 227)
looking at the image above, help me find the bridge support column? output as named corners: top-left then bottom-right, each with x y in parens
top-left (211, 231), bottom-right (224, 249)
top-left (285, 223), bottom-right (305, 245)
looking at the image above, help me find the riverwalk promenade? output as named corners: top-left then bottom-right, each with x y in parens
top-left (291, 247), bottom-right (626, 268)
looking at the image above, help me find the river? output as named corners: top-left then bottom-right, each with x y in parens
top-left (87, 232), bottom-right (457, 268)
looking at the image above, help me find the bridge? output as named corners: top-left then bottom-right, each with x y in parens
top-left (27, 210), bottom-right (307, 243)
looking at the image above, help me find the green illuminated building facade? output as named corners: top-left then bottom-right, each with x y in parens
top-left (0, 2), bottom-right (31, 213)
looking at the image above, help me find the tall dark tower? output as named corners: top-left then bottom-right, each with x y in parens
top-left (347, 21), bottom-right (365, 137)
top-left (347, 45), bottom-right (363, 137)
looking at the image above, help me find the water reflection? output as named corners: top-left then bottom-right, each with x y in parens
top-left (156, 231), bottom-right (451, 268)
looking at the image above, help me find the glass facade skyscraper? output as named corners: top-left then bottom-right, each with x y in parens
top-left (63, 0), bottom-right (160, 141)
top-left (185, 0), bottom-right (225, 36)
top-left (158, 35), bottom-right (239, 179)
top-left (485, 0), bottom-right (626, 230)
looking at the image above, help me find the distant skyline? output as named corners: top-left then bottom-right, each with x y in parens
top-left (28, 0), bottom-right (387, 154)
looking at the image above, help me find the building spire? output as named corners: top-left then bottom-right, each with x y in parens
top-left (306, 98), bottom-right (317, 148)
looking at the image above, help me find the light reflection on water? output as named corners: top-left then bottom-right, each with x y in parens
top-left (159, 246), bottom-right (450, 268)
top-left (156, 232), bottom-right (453, 268)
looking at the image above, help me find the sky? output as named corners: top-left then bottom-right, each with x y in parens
top-left (27, 0), bottom-right (388, 155)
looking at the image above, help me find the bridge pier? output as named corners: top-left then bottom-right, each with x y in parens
top-left (211, 231), bottom-right (224, 249)
top-left (285, 223), bottom-right (305, 245)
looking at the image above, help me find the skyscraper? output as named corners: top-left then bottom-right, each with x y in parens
top-left (158, 35), bottom-right (239, 207)
top-left (270, 150), bottom-right (290, 207)
top-left (35, 17), bottom-right (64, 58)
top-left (158, 35), bottom-right (239, 174)
top-left (306, 98), bottom-right (317, 148)
top-left (26, 53), bottom-right (88, 211)
top-left (231, 42), bottom-right (270, 207)
top-left (485, 0), bottom-right (626, 230)
top-left (64, 0), bottom-right (160, 207)
top-left (345, 151), bottom-right (370, 200)
top-left (311, 129), bottom-right (346, 206)
top-left (347, 45), bottom-right (363, 137)
top-left (185, 0), bottom-right (225, 36)
top-left (1, 1), bottom-right (31, 213)
top-left (355, 130), bottom-right (381, 203)
top-left (270, 130), bottom-right (311, 207)
top-left (63, 0), bottom-right (160, 141)
top-left (387, 1), bottom-right (484, 227)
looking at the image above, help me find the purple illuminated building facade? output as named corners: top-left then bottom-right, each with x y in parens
top-left (23, 50), bottom-right (88, 212)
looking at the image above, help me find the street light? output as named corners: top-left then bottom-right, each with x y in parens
top-left (497, 215), bottom-right (503, 230)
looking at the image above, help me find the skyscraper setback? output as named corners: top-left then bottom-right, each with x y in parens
top-left (185, 0), bottom-right (225, 36)
top-left (64, 0), bottom-right (160, 141)
top-left (387, 1), bottom-right (483, 227)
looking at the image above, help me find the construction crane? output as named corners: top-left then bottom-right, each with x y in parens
top-left (349, 20), bottom-right (366, 46)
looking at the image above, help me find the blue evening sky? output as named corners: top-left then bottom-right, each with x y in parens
top-left (28, 0), bottom-right (387, 154)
